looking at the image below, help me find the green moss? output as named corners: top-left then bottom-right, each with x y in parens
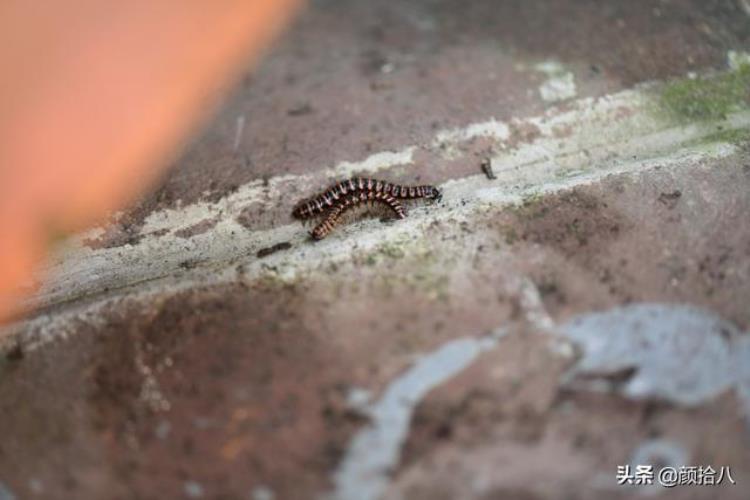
top-left (254, 264), bottom-right (301, 288)
top-left (699, 127), bottom-right (750, 145)
top-left (660, 65), bottom-right (750, 122)
top-left (361, 240), bottom-right (409, 267)
top-left (377, 242), bottom-right (406, 260)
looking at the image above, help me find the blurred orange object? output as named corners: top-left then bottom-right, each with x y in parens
top-left (0, 0), bottom-right (303, 325)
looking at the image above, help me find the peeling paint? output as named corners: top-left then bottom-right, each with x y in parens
top-left (517, 277), bottom-right (556, 332)
top-left (560, 304), bottom-right (750, 411)
top-left (534, 60), bottom-right (567, 75)
top-left (330, 332), bottom-right (505, 500)
top-left (534, 60), bottom-right (577, 102)
top-left (328, 148), bottom-right (416, 179)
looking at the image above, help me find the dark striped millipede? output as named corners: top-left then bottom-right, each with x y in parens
top-left (310, 190), bottom-right (406, 240)
top-left (292, 177), bottom-right (441, 220)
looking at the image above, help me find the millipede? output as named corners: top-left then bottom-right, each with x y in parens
top-left (293, 177), bottom-right (441, 219)
top-left (311, 190), bottom-right (406, 240)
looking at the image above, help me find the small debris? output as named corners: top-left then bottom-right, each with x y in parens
top-left (657, 189), bottom-right (682, 208)
top-left (560, 303), bottom-right (748, 407)
top-left (535, 61), bottom-right (577, 102)
top-left (179, 259), bottom-right (200, 270)
top-left (480, 158), bottom-right (496, 180)
top-left (256, 242), bottom-right (292, 258)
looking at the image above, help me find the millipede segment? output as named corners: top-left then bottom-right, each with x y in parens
top-left (293, 177), bottom-right (441, 240)
top-left (310, 191), bottom-right (405, 240)
top-left (292, 177), bottom-right (441, 220)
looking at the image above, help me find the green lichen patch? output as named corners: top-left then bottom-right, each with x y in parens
top-left (377, 241), bottom-right (406, 260)
top-left (355, 241), bottom-right (453, 302)
top-left (660, 65), bottom-right (750, 122)
top-left (699, 127), bottom-right (750, 146)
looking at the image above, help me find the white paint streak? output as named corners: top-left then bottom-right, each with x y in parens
top-left (534, 60), bottom-right (577, 102)
top-left (433, 119), bottom-right (511, 145)
top-left (326, 148), bottom-right (415, 179)
top-left (561, 304), bottom-right (750, 408)
top-left (534, 60), bottom-right (566, 76)
top-left (330, 333), bottom-right (503, 500)
top-left (539, 72), bottom-right (577, 102)
top-left (517, 277), bottom-right (555, 332)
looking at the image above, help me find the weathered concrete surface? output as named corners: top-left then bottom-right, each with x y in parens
top-left (78, 0), bottom-right (750, 241)
top-left (2, 1), bottom-right (750, 499)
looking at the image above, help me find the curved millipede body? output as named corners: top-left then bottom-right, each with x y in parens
top-left (293, 177), bottom-right (441, 219)
top-left (311, 191), bottom-right (406, 240)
